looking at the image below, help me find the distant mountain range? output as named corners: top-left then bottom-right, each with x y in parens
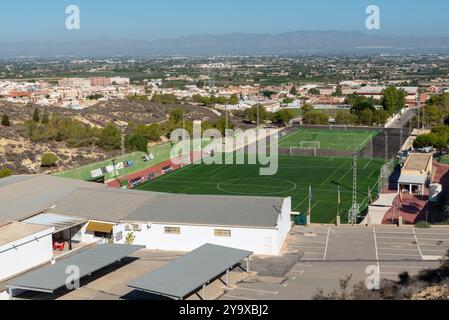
top-left (2, 31), bottom-right (449, 57)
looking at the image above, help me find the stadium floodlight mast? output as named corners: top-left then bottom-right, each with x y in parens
top-left (348, 153), bottom-right (360, 225)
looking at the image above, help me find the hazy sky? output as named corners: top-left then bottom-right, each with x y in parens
top-left (0, 0), bottom-right (448, 41)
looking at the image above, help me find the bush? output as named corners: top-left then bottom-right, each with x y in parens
top-left (41, 152), bottom-right (59, 167)
top-left (1, 113), bottom-right (10, 126)
top-left (125, 133), bottom-right (148, 153)
top-left (415, 221), bottom-right (432, 229)
top-left (0, 168), bottom-right (13, 179)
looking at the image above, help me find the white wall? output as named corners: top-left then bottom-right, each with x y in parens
top-left (0, 227), bottom-right (54, 282)
top-left (129, 224), bottom-right (278, 255)
top-left (123, 198), bottom-right (292, 256)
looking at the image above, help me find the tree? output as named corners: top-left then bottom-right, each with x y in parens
top-left (125, 133), bottom-right (149, 153)
top-left (98, 123), bottom-right (121, 150)
top-left (290, 86), bottom-right (298, 96)
top-left (381, 87), bottom-right (407, 115)
top-left (33, 108), bottom-right (40, 122)
top-left (244, 105), bottom-right (268, 124)
top-left (1, 113), bottom-right (10, 126)
top-left (228, 94), bottom-right (239, 105)
top-left (360, 109), bottom-right (374, 126)
top-left (335, 111), bottom-right (357, 125)
top-left (169, 108), bottom-right (185, 126)
top-left (302, 111), bottom-right (329, 125)
top-left (347, 95), bottom-right (376, 116)
top-left (42, 109), bottom-right (49, 124)
top-left (272, 109), bottom-right (295, 126)
top-left (261, 90), bottom-right (277, 99)
top-left (214, 116), bottom-right (235, 134)
top-left (41, 152), bottom-right (59, 167)
top-left (332, 86), bottom-right (343, 97)
top-left (308, 88), bottom-right (321, 95)
top-left (196, 80), bottom-right (205, 89)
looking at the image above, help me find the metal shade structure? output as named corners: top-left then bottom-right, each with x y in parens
top-left (128, 244), bottom-right (252, 300)
top-left (21, 213), bottom-right (87, 233)
top-left (7, 244), bottom-right (144, 295)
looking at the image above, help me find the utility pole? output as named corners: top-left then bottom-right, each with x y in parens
top-left (384, 130), bottom-right (389, 164)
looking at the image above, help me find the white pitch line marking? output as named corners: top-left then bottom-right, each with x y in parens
top-left (323, 227), bottom-right (331, 261)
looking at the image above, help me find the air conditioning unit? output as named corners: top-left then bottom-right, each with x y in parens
top-left (133, 224), bottom-right (142, 232)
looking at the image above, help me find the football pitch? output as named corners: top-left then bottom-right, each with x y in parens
top-left (136, 154), bottom-right (384, 224)
top-left (278, 128), bottom-right (379, 151)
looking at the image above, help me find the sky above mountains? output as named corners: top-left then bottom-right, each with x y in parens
top-left (0, 0), bottom-right (448, 42)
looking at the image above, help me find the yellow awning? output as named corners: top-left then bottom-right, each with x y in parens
top-left (86, 221), bottom-right (114, 233)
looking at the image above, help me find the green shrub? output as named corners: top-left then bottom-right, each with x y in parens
top-left (415, 221), bottom-right (432, 229)
top-left (0, 168), bottom-right (13, 179)
top-left (41, 152), bottom-right (59, 167)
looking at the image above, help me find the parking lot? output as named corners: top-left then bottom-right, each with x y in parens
top-left (7, 225), bottom-right (448, 301)
top-left (220, 226), bottom-right (449, 300)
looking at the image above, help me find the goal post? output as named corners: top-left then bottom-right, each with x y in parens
top-left (300, 141), bottom-right (321, 150)
top-left (289, 146), bottom-right (317, 157)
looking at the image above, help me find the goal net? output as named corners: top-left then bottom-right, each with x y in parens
top-left (300, 141), bottom-right (321, 150)
top-left (289, 147), bottom-right (318, 157)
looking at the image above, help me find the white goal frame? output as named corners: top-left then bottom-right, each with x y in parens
top-left (289, 147), bottom-right (318, 157)
top-left (300, 141), bottom-right (321, 150)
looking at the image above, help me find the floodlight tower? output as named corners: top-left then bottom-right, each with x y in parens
top-left (348, 153), bottom-right (360, 225)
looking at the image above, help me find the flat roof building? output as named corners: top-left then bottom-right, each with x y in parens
top-left (0, 175), bottom-right (292, 255)
top-left (398, 153), bottom-right (433, 195)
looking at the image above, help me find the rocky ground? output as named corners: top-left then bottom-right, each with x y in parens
top-left (0, 100), bottom-right (223, 174)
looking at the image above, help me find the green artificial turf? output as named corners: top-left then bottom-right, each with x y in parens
top-left (136, 154), bottom-right (384, 224)
top-left (278, 128), bottom-right (379, 152)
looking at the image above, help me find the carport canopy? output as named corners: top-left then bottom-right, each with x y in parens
top-left (7, 244), bottom-right (144, 294)
top-left (128, 244), bottom-right (252, 300)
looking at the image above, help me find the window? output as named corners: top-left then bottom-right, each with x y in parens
top-left (214, 229), bottom-right (231, 237)
top-left (164, 227), bottom-right (181, 235)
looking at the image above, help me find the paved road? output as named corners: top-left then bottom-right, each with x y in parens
top-left (387, 108), bottom-right (417, 129)
top-left (220, 225), bottom-right (449, 300)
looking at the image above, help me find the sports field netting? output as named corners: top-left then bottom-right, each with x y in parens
top-left (279, 128), bottom-right (379, 152)
top-left (136, 154), bottom-right (384, 224)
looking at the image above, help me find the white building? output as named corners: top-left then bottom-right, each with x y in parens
top-left (0, 176), bottom-right (293, 257)
top-left (0, 222), bottom-right (54, 282)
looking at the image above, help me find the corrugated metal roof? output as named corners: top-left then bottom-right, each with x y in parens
top-left (127, 193), bottom-right (282, 228)
top-left (21, 213), bottom-right (86, 232)
top-left (50, 188), bottom-right (153, 222)
top-left (0, 175), bottom-right (105, 225)
top-left (1, 175), bottom-right (285, 229)
top-left (7, 244), bottom-right (144, 293)
top-left (128, 244), bottom-right (252, 300)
